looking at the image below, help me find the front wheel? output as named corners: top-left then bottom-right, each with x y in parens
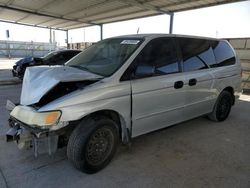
top-left (67, 116), bottom-right (119, 174)
top-left (208, 91), bottom-right (233, 122)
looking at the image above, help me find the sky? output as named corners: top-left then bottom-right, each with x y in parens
top-left (0, 0), bottom-right (250, 46)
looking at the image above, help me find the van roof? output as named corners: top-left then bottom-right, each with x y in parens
top-left (111, 34), bottom-right (223, 41)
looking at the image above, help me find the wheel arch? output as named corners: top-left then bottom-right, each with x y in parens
top-left (78, 109), bottom-right (130, 144)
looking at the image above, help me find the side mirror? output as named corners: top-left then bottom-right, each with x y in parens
top-left (135, 64), bottom-right (155, 78)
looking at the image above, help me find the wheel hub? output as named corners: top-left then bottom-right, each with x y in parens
top-left (86, 127), bottom-right (114, 166)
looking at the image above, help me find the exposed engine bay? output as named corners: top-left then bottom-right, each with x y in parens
top-left (33, 80), bottom-right (98, 108)
top-left (6, 65), bottom-right (103, 157)
top-left (20, 65), bottom-right (103, 105)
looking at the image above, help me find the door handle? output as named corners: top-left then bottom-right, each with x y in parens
top-left (174, 81), bottom-right (184, 89)
top-left (189, 78), bottom-right (197, 86)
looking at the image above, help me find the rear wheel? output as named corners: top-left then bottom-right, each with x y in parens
top-left (208, 91), bottom-right (233, 122)
top-left (67, 116), bottom-right (119, 174)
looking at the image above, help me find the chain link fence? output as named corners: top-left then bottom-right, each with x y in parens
top-left (0, 40), bottom-right (57, 58)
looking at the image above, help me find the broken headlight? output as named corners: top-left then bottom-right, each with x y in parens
top-left (10, 106), bottom-right (61, 127)
top-left (35, 111), bottom-right (61, 126)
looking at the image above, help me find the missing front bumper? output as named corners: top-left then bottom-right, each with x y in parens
top-left (6, 117), bottom-right (58, 157)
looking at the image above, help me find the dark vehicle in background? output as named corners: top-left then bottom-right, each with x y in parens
top-left (12, 49), bottom-right (81, 79)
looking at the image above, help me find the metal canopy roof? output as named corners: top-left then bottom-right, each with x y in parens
top-left (0, 0), bottom-right (244, 31)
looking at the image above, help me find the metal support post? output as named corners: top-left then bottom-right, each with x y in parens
top-left (66, 30), bottom-right (69, 49)
top-left (100, 24), bottom-right (103, 40)
top-left (49, 28), bottom-right (52, 52)
top-left (169, 13), bottom-right (174, 34)
top-left (49, 28), bottom-right (52, 43)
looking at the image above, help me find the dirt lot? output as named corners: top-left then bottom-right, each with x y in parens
top-left (0, 84), bottom-right (250, 188)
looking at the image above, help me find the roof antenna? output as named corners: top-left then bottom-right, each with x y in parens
top-left (216, 30), bottom-right (219, 38)
top-left (137, 27), bottom-right (140, 34)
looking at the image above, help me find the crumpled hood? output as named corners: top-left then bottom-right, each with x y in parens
top-left (20, 66), bottom-right (103, 105)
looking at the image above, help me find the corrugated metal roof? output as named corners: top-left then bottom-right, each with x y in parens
top-left (0, 0), bottom-right (244, 30)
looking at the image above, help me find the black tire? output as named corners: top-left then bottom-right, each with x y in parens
top-left (67, 116), bottom-right (119, 174)
top-left (208, 91), bottom-right (233, 122)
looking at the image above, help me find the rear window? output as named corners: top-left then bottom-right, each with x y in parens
top-left (211, 41), bottom-right (236, 67)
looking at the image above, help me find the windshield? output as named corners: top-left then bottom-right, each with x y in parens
top-left (66, 38), bottom-right (143, 77)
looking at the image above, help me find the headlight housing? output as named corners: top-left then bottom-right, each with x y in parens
top-left (33, 111), bottom-right (61, 126)
top-left (10, 106), bottom-right (61, 127)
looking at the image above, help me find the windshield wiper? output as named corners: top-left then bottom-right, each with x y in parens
top-left (69, 65), bottom-right (103, 77)
top-left (70, 65), bottom-right (90, 71)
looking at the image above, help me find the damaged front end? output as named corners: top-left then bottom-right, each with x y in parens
top-left (6, 100), bottom-right (68, 157)
top-left (6, 65), bottom-right (103, 157)
top-left (7, 116), bottom-right (58, 157)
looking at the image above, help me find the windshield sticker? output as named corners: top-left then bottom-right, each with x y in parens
top-left (121, 40), bottom-right (140, 45)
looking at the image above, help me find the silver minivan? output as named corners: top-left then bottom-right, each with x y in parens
top-left (6, 34), bottom-right (241, 173)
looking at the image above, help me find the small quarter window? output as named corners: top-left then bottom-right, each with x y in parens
top-left (211, 41), bottom-right (235, 67)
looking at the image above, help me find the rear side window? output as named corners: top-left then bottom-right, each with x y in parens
top-left (211, 41), bottom-right (236, 67)
top-left (178, 38), bottom-right (213, 72)
top-left (134, 37), bottom-right (179, 77)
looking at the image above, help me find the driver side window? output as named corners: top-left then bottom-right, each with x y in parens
top-left (122, 37), bottom-right (179, 80)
